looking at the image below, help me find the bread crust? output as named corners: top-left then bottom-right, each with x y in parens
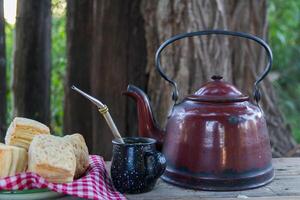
top-left (64, 133), bottom-right (90, 179)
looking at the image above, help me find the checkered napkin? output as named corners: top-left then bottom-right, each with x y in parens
top-left (0, 155), bottom-right (126, 200)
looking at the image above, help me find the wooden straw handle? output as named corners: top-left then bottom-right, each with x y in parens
top-left (99, 106), bottom-right (124, 143)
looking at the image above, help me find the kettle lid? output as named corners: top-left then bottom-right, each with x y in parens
top-left (186, 75), bottom-right (249, 103)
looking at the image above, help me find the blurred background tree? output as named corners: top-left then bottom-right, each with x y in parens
top-left (0, 0), bottom-right (6, 141)
top-left (13, 0), bottom-right (51, 125)
top-left (1, 0), bottom-right (300, 157)
top-left (268, 0), bottom-right (300, 142)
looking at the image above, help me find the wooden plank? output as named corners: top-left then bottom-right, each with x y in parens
top-left (60, 158), bottom-right (300, 199)
top-left (60, 195), bottom-right (300, 200)
top-left (126, 197), bottom-right (300, 200)
top-left (64, 0), bottom-right (94, 150)
top-left (123, 158), bottom-right (300, 200)
top-left (89, 0), bottom-right (147, 160)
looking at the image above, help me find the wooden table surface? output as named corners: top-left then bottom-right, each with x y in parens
top-left (62, 158), bottom-right (300, 200)
top-left (125, 158), bottom-right (300, 200)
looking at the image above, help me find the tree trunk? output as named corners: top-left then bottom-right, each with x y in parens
top-left (90, 0), bottom-right (147, 159)
top-left (225, 0), bottom-right (297, 156)
top-left (64, 0), bottom-right (94, 150)
top-left (141, 0), bottom-right (296, 157)
top-left (13, 0), bottom-right (51, 125)
top-left (0, 0), bottom-right (6, 141)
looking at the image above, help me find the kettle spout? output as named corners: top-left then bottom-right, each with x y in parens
top-left (123, 85), bottom-right (165, 149)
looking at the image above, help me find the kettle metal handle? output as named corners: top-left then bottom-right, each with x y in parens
top-left (155, 30), bottom-right (273, 104)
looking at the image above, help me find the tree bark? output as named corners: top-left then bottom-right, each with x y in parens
top-left (64, 0), bottom-right (94, 150)
top-left (0, 0), bottom-right (6, 141)
top-left (90, 0), bottom-right (147, 159)
top-left (13, 0), bottom-right (51, 125)
top-left (141, 0), bottom-right (296, 157)
top-left (224, 0), bottom-right (297, 156)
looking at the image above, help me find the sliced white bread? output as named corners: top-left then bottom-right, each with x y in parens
top-left (0, 143), bottom-right (28, 178)
top-left (28, 135), bottom-right (76, 183)
top-left (5, 117), bottom-right (50, 150)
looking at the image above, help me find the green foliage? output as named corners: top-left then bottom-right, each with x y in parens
top-left (51, 0), bottom-right (66, 134)
top-left (268, 0), bottom-right (300, 141)
top-left (52, 0), bottom-right (66, 17)
top-left (5, 23), bottom-right (14, 125)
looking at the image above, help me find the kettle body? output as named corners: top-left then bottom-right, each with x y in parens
top-left (124, 30), bottom-right (274, 190)
top-left (162, 93), bottom-right (273, 190)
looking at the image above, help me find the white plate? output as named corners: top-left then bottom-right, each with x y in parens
top-left (0, 189), bottom-right (65, 200)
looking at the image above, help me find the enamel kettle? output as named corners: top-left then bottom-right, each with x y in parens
top-left (123, 30), bottom-right (274, 190)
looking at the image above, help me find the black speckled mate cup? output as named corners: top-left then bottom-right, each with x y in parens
top-left (111, 137), bottom-right (166, 194)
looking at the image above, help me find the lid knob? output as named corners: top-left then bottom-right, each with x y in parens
top-left (211, 75), bottom-right (223, 81)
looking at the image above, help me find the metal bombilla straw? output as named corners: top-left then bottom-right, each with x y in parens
top-left (71, 86), bottom-right (124, 144)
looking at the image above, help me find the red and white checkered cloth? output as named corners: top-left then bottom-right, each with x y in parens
top-left (0, 155), bottom-right (126, 200)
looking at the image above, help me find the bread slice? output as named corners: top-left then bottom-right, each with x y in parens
top-left (64, 133), bottom-right (89, 178)
top-left (0, 143), bottom-right (28, 178)
top-left (28, 135), bottom-right (76, 183)
top-left (0, 144), bottom-right (12, 178)
top-left (5, 117), bottom-right (50, 150)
